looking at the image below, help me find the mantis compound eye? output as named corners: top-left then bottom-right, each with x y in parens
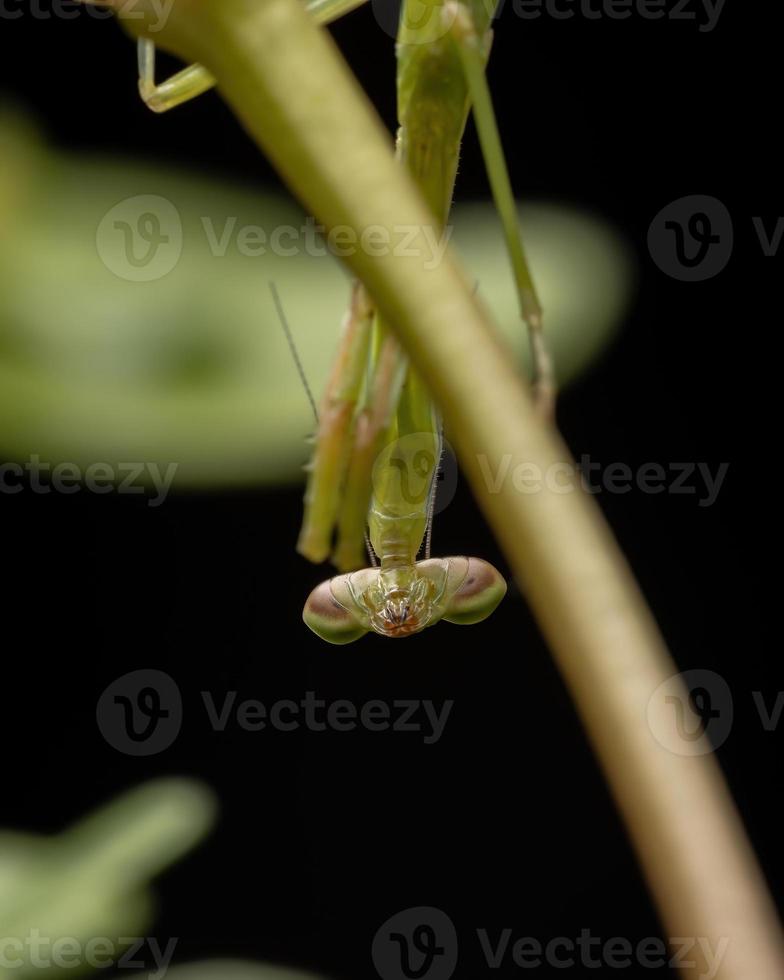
top-left (302, 580), bottom-right (368, 645)
top-left (442, 558), bottom-right (507, 625)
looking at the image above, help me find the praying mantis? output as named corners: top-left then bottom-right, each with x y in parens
top-left (132, 0), bottom-right (553, 643)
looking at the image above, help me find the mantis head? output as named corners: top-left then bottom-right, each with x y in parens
top-left (365, 567), bottom-right (435, 638)
top-left (303, 557), bottom-right (507, 644)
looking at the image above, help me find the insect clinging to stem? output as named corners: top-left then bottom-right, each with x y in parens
top-left (129, 0), bottom-right (554, 643)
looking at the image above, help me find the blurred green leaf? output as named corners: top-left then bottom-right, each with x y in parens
top-left (0, 110), bottom-right (635, 488)
top-left (0, 780), bottom-right (216, 980)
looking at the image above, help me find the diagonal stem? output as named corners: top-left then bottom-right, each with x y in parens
top-left (102, 1), bottom-right (784, 975)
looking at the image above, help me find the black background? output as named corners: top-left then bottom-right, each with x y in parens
top-left (1, 1), bottom-right (781, 978)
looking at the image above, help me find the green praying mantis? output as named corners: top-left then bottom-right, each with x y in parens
top-left (130, 0), bottom-right (553, 643)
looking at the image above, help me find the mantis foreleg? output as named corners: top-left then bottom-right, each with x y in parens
top-left (297, 282), bottom-right (375, 563)
top-left (446, 1), bottom-right (556, 417)
top-left (137, 0), bottom-right (369, 113)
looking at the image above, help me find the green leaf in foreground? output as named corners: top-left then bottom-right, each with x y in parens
top-left (0, 113), bottom-right (634, 488)
top-left (0, 780), bottom-right (217, 980)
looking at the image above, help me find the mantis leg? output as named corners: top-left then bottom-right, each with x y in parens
top-left (137, 0), bottom-right (369, 113)
top-left (446, 2), bottom-right (556, 418)
top-left (137, 40), bottom-right (216, 113)
top-left (332, 327), bottom-right (408, 572)
top-left (297, 283), bottom-right (375, 564)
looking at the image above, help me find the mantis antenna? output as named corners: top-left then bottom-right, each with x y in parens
top-left (268, 281), bottom-right (379, 569)
top-left (268, 281), bottom-right (319, 426)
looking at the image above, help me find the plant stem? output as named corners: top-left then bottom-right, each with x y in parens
top-left (107, 1), bottom-right (784, 974)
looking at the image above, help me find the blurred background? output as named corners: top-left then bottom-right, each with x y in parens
top-left (0, 1), bottom-right (781, 978)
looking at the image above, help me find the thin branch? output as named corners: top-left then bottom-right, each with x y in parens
top-left (102, 2), bottom-right (784, 975)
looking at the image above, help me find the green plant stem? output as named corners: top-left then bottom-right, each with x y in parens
top-left (104, 1), bottom-right (784, 975)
